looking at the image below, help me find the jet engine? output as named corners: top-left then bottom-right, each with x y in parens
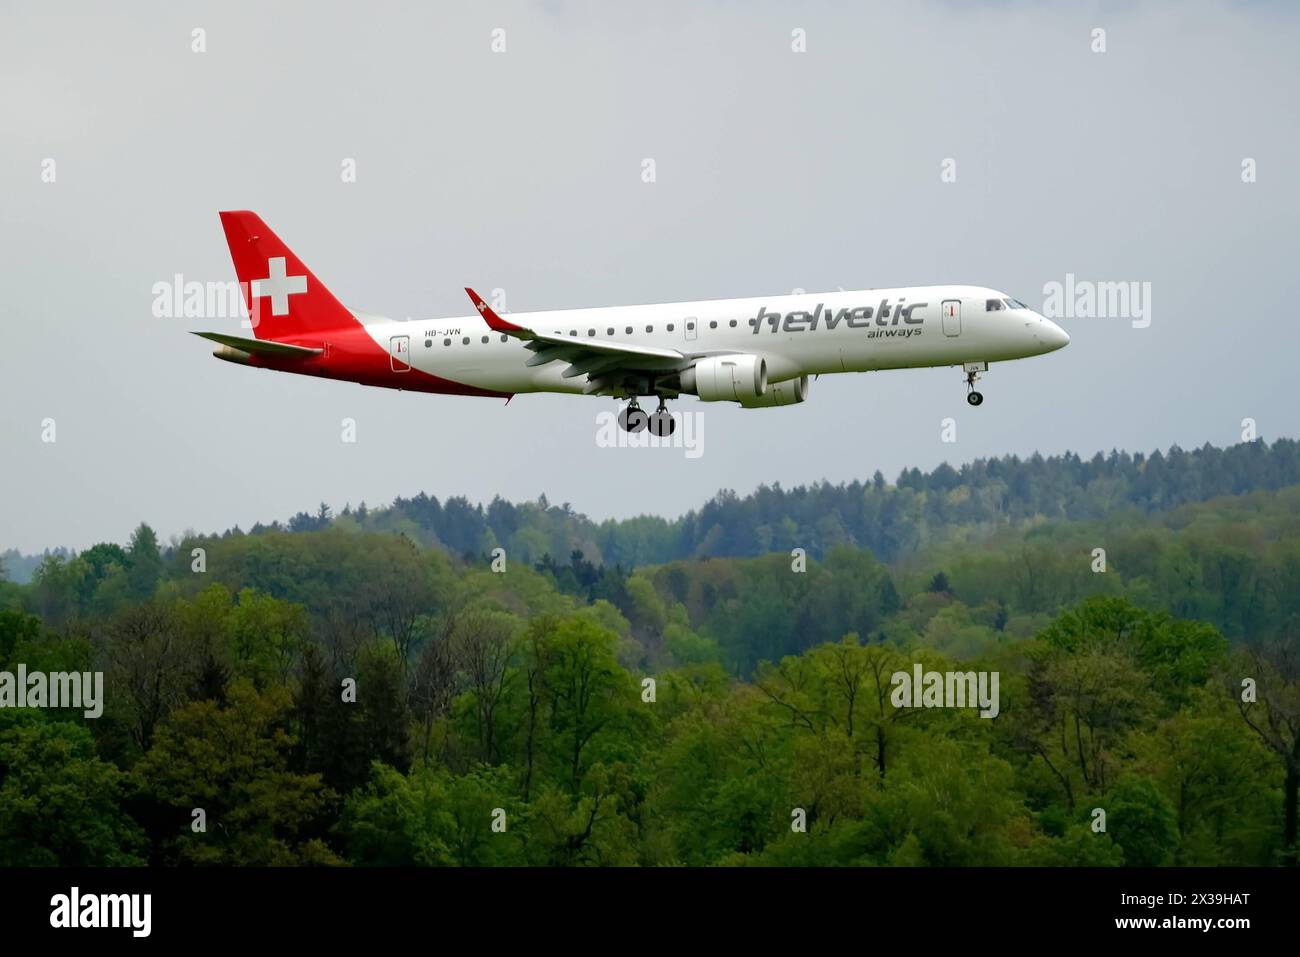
top-left (679, 355), bottom-right (767, 402)
top-left (739, 374), bottom-right (808, 408)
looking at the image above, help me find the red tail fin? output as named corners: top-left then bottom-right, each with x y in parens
top-left (219, 210), bottom-right (357, 342)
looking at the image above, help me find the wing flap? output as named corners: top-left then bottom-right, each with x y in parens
top-left (562, 354), bottom-right (635, 380)
top-left (531, 334), bottom-right (682, 362)
top-left (525, 345), bottom-right (574, 367)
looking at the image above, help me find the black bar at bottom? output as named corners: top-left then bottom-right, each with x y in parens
top-left (0, 866), bottom-right (1286, 943)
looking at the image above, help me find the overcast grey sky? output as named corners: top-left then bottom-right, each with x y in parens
top-left (2, 0), bottom-right (1298, 554)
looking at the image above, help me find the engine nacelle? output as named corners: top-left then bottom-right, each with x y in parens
top-left (679, 354), bottom-right (767, 402)
top-left (739, 374), bottom-right (809, 408)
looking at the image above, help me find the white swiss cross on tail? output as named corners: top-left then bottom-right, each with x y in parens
top-left (250, 256), bottom-right (308, 316)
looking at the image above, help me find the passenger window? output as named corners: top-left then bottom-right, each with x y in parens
top-left (667, 323), bottom-right (675, 332)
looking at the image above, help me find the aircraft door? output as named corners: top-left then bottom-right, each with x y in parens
top-left (941, 300), bottom-right (961, 337)
top-left (389, 335), bottom-right (411, 372)
top-left (684, 317), bottom-right (698, 341)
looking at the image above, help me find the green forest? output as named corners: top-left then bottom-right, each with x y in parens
top-left (2, 438), bottom-right (1299, 866)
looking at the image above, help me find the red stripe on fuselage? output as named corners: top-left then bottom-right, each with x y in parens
top-left (248, 322), bottom-right (511, 398)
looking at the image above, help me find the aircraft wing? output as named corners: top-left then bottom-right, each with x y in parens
top-left (464, 287), bottom-right (687, 384)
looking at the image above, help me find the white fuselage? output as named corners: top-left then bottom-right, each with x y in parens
top-left (361, 284), bottom-right (1069, 397)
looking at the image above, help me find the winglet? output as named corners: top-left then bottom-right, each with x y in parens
top-left (465, 287), bottom-right (531, 338)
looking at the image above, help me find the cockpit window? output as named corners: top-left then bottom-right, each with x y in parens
top-left (986, 299), bottom-right (1004, 311)
top-left (1004, 298), bottom-right (1028, 309)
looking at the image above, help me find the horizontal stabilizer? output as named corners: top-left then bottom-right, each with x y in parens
top-left (191, 332), bottom-right (323, 358)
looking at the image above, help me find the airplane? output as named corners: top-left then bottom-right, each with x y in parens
top-left (197, 211), bottom-right (1070, 435)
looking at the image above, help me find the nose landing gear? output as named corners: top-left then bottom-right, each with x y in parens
top-left (964, 365), bottom-right (985, 407)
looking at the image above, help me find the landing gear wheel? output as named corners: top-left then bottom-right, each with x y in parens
top-left (964, 368), bottom-right (984, 408)
top-left (619, 401), bottom-right (648, 432)
top-left (649, 409), bottom-right (676, 437)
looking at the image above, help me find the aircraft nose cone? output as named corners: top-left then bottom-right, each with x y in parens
top-left (1035, 317), bottom-right (1070, 352)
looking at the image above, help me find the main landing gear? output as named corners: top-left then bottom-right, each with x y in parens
top-left (964, 365), bottom-right (986, 407)
top-left (617, 398), bottom-right (676, 436)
